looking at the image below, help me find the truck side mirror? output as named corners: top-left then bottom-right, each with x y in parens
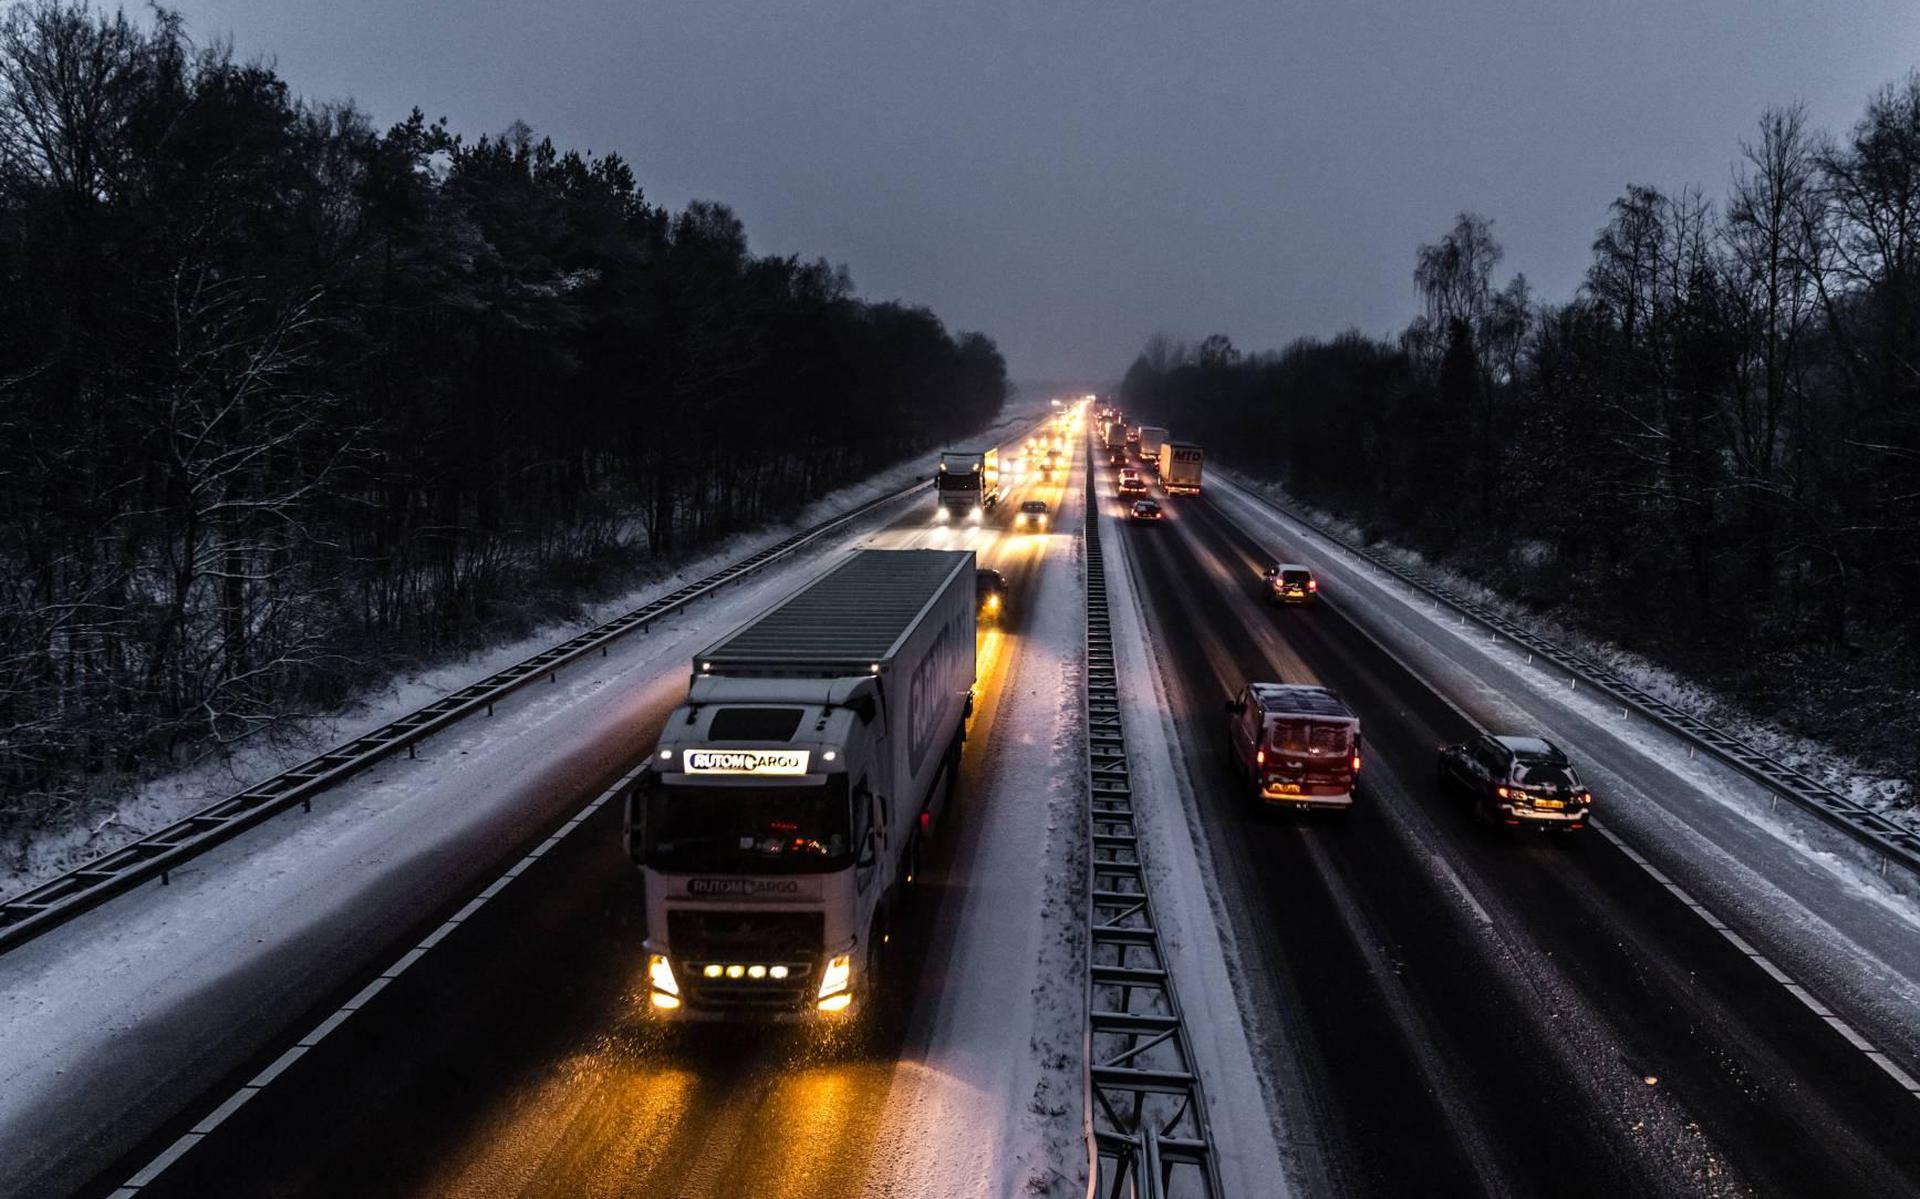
top-left (857, 829), bottom-right (878, 869)
top-left (624, 772), bottom-right (653, 863)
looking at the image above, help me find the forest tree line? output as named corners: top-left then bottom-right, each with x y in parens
top-left (1122, 77), bottom-right (1920, 779)
top-left (0, 2), bottom-right (1007, 840)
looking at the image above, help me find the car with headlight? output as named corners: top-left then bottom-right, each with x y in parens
top-left (976, 567), bottom-right (1009, 622)
top-left (1118, 475), bottom-right (1148, 497)
top-left (1437, 734), bottom-right (1591, 830)
top-left (1018, 499), bottom-right (1050, 529)
top-left (1263, 563), bottom-right (1318, 604)
top-left (1128, 499), bottom-right (1163, 523)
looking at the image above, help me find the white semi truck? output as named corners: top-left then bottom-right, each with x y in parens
top-left (1158, 440), bottom-right (1204, 496)
top-left (627, 549), bottom-right (977, 1020)
top-left (1136, 426), bottom-right (1169, 467)
top-left (935, 448), bottom-right (1000, 521)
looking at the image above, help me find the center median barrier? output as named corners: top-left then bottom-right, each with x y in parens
top-left (1081, 440), bottom-right (1224, 1199)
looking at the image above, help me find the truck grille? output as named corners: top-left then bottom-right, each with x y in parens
top-left (667, 910), bottom-right (823, 1011)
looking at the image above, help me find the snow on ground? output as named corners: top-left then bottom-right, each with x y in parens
top-left (1093, 484), bottom-right (1295, 1196)
top-left (0, 397), bottom-right (1062, 1197)
top-left (864, 436), bottom-right (1090, 1199)
top-left (1207, 471), bottom-right (1920, 1073)
top-left (3, 394), bottom-right (1056, 898)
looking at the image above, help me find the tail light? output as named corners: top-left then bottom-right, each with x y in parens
top-left (1255, 749), bottom-right (1265, 766)
top-left (1308, 580), bottom-right (1318, 591)
top-left (1351, 755), bottom-right (1362, 772)
top-left (1496, 786), bottom-right (1510, 799)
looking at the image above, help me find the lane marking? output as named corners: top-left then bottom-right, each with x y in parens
top-left (1430, 853), bottom-right (1493, 926)
top-left (105, 786), bottom-right (625, 1193)
top-left (1588, 822), bottom-right (1920, 1100)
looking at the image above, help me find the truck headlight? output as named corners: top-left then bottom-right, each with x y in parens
top-left (647, 953), bottom-right (680, 1008)
top-left (818, 952), bottom-right (852, 999)
top-left (968, 506), bottom-right (983, 523)
top-left (934, 504), bottom-right (950, 522)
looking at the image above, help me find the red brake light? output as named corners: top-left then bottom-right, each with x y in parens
top-left (1351, 755), bottom-right (1361, 772)
top-left (1496, 786), bottom-right (1510, 799)
top-left (1308, 580), bottom-right (1318, 591)
top-left (1256, 749), bottom-right (1265, 765)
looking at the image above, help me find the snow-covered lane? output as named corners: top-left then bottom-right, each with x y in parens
top-left (861, 426), bottom-right (1088, 1198)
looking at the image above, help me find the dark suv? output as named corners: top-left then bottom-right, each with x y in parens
top-left (1437, 734), bottom-right (1591, 830)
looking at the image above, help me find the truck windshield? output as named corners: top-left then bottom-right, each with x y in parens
top-left (937, 472), bottom-right (982, 492)
top-left (644, 779), bottom-right (852, 874)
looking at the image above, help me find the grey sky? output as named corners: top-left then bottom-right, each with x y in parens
top-left (171, 0), bottom-right (1918, 380)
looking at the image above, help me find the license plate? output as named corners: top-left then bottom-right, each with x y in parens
top-left (1535, 798), bottom-right (1565, 810)
top-left (1272, 783), bottom-right (1302, 794)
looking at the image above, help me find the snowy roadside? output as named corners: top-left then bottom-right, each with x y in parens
top-left (1216, 469), bottom-right (1915, 836)
top-left (1207, 471), bottom-right (1920, 1072)
top-left (3, 395), bottom-right (1056, 899)
top-left (1093, 486), bottom-right (1294, 1196)
top-left (865, 440), bottom-right (1089, 1199)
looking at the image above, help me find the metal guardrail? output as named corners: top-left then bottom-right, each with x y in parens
top-left (1083, 442), bottom-right (1224, 1199)
top-left (1222, 477), bottom-right (1920, 880)
top-left (0, 480), bottom-right (934, 955)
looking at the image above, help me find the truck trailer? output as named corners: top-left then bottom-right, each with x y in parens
top-left (1158, 440), bottom-right (1204, 495)
top-left (628, 549), bottom-right (977, 1020)
top-left (1136, 426), bottom-right (1169, 467)
top-left (1102, 419), bottom-right (1127, 452)
top-left (934, 448), bottom-right (1000, 521)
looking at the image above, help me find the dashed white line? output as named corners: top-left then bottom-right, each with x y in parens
top-left (108, 786), bottom-right (628, 1192)
top-left (1593, 820), bottom-right (1920, 1101)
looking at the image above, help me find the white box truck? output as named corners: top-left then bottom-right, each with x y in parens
top-left (1137, 425), bottom-right (1169, 467)
top-left (935, 448), bottom-right (1000, 522)
top-left (1158, 441), bottom-right (1204, 495)
top-left (627, 549), bottom-right (976, 1020)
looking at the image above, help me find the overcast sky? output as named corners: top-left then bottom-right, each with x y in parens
top-left (169, 0), bottom-right (1918, 382)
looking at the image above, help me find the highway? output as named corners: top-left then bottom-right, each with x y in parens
top-left (34, 410), bottom-right (1920, 1198)
top-left (86, 428), bottom-right (1088, 1198)
top-left (1107, 476), bottom-right (1920, 1197)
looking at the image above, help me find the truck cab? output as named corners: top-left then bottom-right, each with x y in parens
top-left (631, 682), bottom-right (885, 1017)
top-left (629, 549), bottom-right (975, 1021)
top-left (935, 449), bottom-right (1000, 522)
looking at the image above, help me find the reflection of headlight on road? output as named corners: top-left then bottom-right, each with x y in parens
top-left (968, 507), bottom-right (983, 523)
top-left (934, 506), bottom-right (950, 523)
